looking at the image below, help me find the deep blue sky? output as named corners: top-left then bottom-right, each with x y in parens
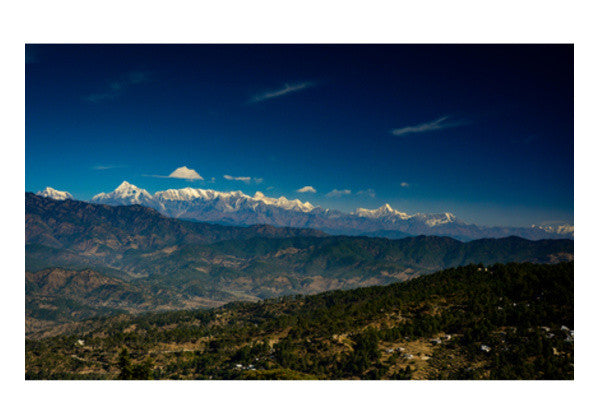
top-left (25, 44), bottom-right (573, 227)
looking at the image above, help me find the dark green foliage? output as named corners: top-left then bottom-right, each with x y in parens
top-left (131, 358), bottom-right (153, 380)
top-left (117, 348), bottom-right (154, 380)
top-left (118, 348), bottom-right (133, 380)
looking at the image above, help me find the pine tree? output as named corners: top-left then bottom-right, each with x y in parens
top-left (118, 348), bottom-right (133, 380)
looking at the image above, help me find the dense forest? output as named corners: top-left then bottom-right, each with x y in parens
top-left (26, 262), bottom-right (574, 380)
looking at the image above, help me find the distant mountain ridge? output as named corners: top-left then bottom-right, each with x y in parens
top-left (25, 192), bottom-right (574, 333)
top-left (40, 181), bottom-right (573, 241)
top-left (27, 192), bottom-right (573, 293)
top-left (26, 192), bottom-right (326, 254)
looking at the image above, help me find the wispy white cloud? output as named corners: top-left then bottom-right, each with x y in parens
top-left (224, 174), bottom-right (251, 184)
top-left (400, 182), bottom-right (409, 188)
top-left (92, 164), bottom-right (125, 170)
top-left (85, 71), bottom-right (152, 103)
top-left (297, 186), bottom-right (316, 193)
top-left (223, 174), bottom-right (263, 185)
top-left (144, 166), bottom-right (203, 181)
top-left (391, 116), bottom-right (466, 137)
top-left (326, 189), bottom-right (352, 198)
top-left (250, 82), bottom-right (314, 103)
top-left (356, 188), bottom-right (376, 198)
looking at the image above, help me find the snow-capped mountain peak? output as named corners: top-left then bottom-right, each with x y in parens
top-left (417, 212), bottom-right (457, 227)
top-left (531, 222), bottom-right (574, 236)
top-left (354, 204), bottom-right (411, 220)
top-left (36, 187), bottom-right (73, 201)
top-left (147, 186), bottom-right (317, 213)
top-left (115, 180), bottom-right (134, 192)
top-left (354, 204), bottom-right (458, 227)
top-left (154, 187), bottom-right (205, 201)
top-left (85, 182), bottom-right (573, 240)
top-left (114, 181), bottom-right (151, 197)
top-left (253, 191), bottom-right (315, 212)
top-left (92, 181), bottom-right (153, 205)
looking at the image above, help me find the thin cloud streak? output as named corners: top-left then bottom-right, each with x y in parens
top-left (224, 175), bottom-right (251, 184)
top-left (250, 82), bottom-right (314, 103)
top-left (224, 175), bottom-right (263, 185)
top-left (391, 116), bottom-right (467, 137)
top-left (92, 165), bottom-right (126, 170)
top-left (356, 188), bottom-right (376, 198)
top-left (326, 189), bottom-right (352, 198)
top-left (85, 71), bottom-right (152, 103)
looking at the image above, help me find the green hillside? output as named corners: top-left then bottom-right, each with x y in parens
top-left (26, 262), bottom-right (574, 380)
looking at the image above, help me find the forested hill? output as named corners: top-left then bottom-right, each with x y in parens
top-left (26, 262), bottom-right (574, 380)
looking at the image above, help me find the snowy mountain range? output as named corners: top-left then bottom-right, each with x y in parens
top-left (36, 182), bottom-right (574, 241)
top-left (36, 187), bottom-right (74, 201)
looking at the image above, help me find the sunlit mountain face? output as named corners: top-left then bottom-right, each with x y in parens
top-left (37, 182), bottom-right (573, 241)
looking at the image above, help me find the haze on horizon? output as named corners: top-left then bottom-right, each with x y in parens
top-left (25, 44), bottom-right (573, 228)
